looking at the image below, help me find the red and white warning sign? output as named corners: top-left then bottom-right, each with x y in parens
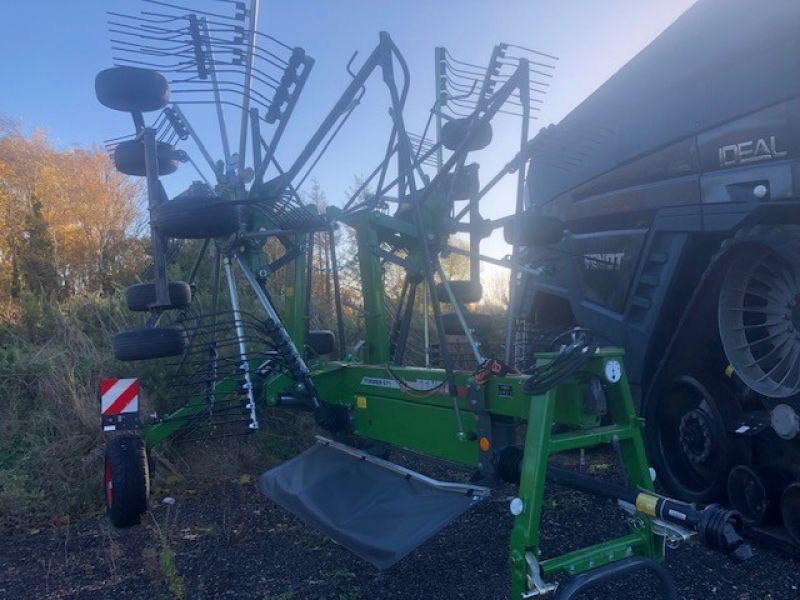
top-left (100, 378), bottom-right (139, 416)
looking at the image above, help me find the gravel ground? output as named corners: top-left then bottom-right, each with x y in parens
top-left (1, 452), bottom-right (798, 600)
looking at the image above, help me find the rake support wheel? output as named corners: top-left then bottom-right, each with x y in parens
top-left (307, 330), bottom-right (335, 356)
top-left (113, 326), bottom-right (187, 361)
top-left (95, 66), bottom-right (170, 113)
top-left (436, 280), bottom-right (483, 304)
top-left (114, 139), bottom-right (179, 177)
top-left (151, 196), bottom-right (241, 239)
top-left (503, 213), bottom-right (564, 247)
top-left (441, 312), bottom-right (492, 336)
top-left (125, 281), bottom-right (192, 312)
top-left (440, 118), bottom-right (493, 152)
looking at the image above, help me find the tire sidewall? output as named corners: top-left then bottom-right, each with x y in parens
top-left (105, 434), bottom-right (149, 527)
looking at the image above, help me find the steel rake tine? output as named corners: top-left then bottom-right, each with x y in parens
top-left (143, 0), bottom-right (243, 22)
top-left (106, 10), bottom-right (184, 25)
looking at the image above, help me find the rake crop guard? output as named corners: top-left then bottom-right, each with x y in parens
top-left (95, 1), bottom-right (752, 597)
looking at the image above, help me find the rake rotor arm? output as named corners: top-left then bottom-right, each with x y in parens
top-left (251, 32), bottom-right (403, 198)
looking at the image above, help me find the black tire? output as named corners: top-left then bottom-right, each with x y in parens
top-left (436, 280), bottom-right (483, 304)
top-left (441, 312), bottom-right (493, 336)
top-left (782, 483), bottom-right (800, 544)
top-left (95, 66), bottom-right (169, 113)
top-left (126, 281), bottom-right (192, 311)
top-left (105, 434), bottom-right (149, 527)
top-left (113, 140), bottom-right (179, 177)
top-left (151, 196), bottom-right (241, 239)
top-left (440, 118), bottom-right (493, 152)
top-left (307, 330), bottom-right (335, 355)
top-left (113, 326), bottom-right (187, 361)
top-left (503, 213), bottom-right (564, 247)
top-left (643, 375), bottom-right (736, 503)
top-left (314, 403), bottom-right (350, 432)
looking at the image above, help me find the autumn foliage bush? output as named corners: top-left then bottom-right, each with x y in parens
top-left (0, 120), bottom-right (511, 525)
top-left (0, 120), bottom-right (150, 525)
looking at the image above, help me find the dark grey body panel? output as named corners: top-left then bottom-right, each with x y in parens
top-left (519, 0), bottom-right (800, 388)
top-left (528, 0), bottom-right (800, 209)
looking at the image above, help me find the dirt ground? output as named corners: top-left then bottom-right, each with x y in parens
top-left (1, 452), bottom-right (799, 600)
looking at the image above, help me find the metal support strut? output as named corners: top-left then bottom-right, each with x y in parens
top-left (235, 254), bottom-right (320, 407)
top-left (554, 556), bottom-right (677, 600)
top-left (222, 254), bottom-right (259, 429)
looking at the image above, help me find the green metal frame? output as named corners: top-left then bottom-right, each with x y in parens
top-left (258, 349), bottom-right (663, 598)
top-left (141, 180), bottom-right (666, 599)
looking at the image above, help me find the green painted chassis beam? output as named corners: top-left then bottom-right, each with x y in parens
top-left (139, 182), bottom-right (665, 597)
top-left (144, 329), bottom-right (662, 598)
top-left (263, 349), bottom-right (664, 598)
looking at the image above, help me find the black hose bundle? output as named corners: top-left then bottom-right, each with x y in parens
top-left (522, 328), bottom-right (597, 395)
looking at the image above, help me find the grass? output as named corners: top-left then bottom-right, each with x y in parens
top-left (159, 545), bottom-right (186, 600)
top-left (0, 292), bottom-right (176, 526)
top-left (0, 291), bottom-right (305, 526)
top-left (0, 294), bottom-right (125, 524)
top-left (149, 508), bottom-right (187, 600)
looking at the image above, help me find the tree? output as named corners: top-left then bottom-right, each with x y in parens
top-left (18, 195), bottom-right (59, 296)
top-left (0, 119), bottom-right (146, 300)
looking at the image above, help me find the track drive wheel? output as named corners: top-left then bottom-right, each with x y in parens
top-left (105, 434), bottom-right (150, 527)
top-left (645, 375), bottom-right (740, 503)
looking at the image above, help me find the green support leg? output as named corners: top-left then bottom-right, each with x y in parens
top-left (509, 390), bottom-right (556, 599)
top-left (285, 234), bottom-right (308, 352)
top-left (355, 222), bottom-right (390, 364)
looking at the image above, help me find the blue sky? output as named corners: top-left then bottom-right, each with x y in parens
top-left (0, 0), bottom-right (696, 258)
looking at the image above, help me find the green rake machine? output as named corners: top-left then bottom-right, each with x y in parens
top-left (95, 2), bottom-right (751, 597)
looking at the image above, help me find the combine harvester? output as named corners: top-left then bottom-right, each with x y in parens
top-left (512, 0), bottom-right (800, 555)
top-left (95, 1), bottom-right (753, 597)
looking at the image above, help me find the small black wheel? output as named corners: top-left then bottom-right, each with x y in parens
top-left (105, 434), bottom-right (149, 527)
top-left (431, 164), bottom-right (480, 201)
top-left (440, 118), bottom-right (493, 152)
top-left (151, 196), bottom-right (241, 239)
top-left (95, 66), bottom-right (169, 113)
top-left (113, 326), bottom-right (187, 361)
top-left (441, 312), bottom-right (493, 336)
top-left (307, 330), bottom-right (335, 355)
top-left (314, 403), bottom-right (350, 432)
top-left (503, 213), bottom-right (564, 247)
top-left (126, 281), bottom-right (192, 312)
top-left (436, 280), bottom-right (483, 304)
top-left (113, 140), bottom-right (179, 177)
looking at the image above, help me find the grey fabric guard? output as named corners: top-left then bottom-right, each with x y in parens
top-left (259, 443), bottom-right (485, 569)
